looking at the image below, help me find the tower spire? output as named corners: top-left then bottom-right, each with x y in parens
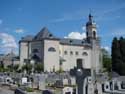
top-left (89, 13), bottom-right (93, 22)
top-left (86, 14), bottom-right (97, 42)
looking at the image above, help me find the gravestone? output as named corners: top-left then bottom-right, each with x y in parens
top-left (70, 59), bottom-right (91, 94)
top-left (42, 90), bottom-right (53, 94)
top-left (62, 87), bottom-right (73, 94)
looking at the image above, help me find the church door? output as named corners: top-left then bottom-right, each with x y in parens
top-left (76, 59), bottom-right (83, 68)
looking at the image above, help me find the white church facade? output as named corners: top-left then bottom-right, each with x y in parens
top-left (19, 14), bottom-right (102, 73)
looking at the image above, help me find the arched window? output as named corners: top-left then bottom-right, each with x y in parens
top-left (82, 52), bottom-right (88, 56)
top-left (32, 54), bottom-right (40, 62)
top-left (86, 32), bottom-right (88, 37)
top-left (93, 31), bottom-right (96, 38)
top-left (48, 47), bottom-right (56, 52)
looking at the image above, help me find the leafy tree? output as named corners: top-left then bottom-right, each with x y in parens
top-left (112, 37), bottom-right (125, 75)
top-left (13, 64), bottom-right (19, 72)
top-left (34, 63), bottom-right (43, 73)
top-left (0, 61), bottom-right (4, 72)
top-left (22, 63), bottom-right (32, 74)
top-left (7, 64), bottom-right (13, 72)
top-left (119, 37), bottom-right (125, 63)
top-left (102, 48), bottom-right (111, 72)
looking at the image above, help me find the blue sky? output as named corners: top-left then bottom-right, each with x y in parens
top-left (0, 0), bottom-right (125, 54)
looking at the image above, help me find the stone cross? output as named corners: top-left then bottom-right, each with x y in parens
top-left (70, 59), bottom-right (91, 94)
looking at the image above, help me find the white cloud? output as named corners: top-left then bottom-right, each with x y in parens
top-left (0, 33), bottom-right (18, 54)
top-left (82, 26), bottom-right (86, 31)
top-left (64, 32), bottom-right (86, 39)
top-left (102, 46), bottom-right (110, 52)
top-left (15, 28), bottom-right (24, 33)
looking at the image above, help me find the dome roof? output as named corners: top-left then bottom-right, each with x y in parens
top-left (86, 14), bottom-right (96, 27)
top-left (86, 21), bottom-right (93, 26)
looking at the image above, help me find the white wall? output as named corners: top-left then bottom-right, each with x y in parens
top-left (20, 42), bottom-right (29, 65)
top-left (59, 44), bottom-right (92, 71)
top-left (91, 40), bottom-right (102, 73)
top-left (44, 40), bottom-right (60, 72)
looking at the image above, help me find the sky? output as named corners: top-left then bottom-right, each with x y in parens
top-left (0, 0), bottom-right (125, 54)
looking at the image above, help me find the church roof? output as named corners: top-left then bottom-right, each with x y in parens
top-left (34, 27), bottom-right (58, 40)
top-left (19, 35), bottom-right (33, 42)
top-left (60, 38), bottom-right (91, 46)
top-left (19, 27), bottom-right (91, 47)
top-left (86, 14), bottom-right (96, 27)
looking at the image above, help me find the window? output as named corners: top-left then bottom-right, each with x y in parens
top-left (81, 41), bottom-right (84, 44)
top-left (64, 51), bottom-right (68, 55)
top-left (69, 40), bottom-right (73, 44)
top-left (75, 51), bottom-right (79, 55)
top-left (106, 85), bottom-right (109, 89)
top-left (82, 52), bottom-right (88, 56)
top-left (70, 51), bottom-right (73, 55)
top-left (32, 54), bottom-right (40, 61)
top-left (86, 32), bottom-right (88, 37)
top-left (93, 31), bottom-right (96, 38)
top-left (48, 47), bottom-right (56, 52)
top-left (49, 34), bottom-right (52, 37)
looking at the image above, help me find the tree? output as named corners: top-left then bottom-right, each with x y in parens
top-left (112, 37), bottom-right (125, 75)
top-left (13, 64), bottom-right (19, 72)
top-left (22, 63), bottom-right (33, 74)
top-left (102, 48), bottom-right (111, 72)
top-left (119, 37), bottom-right (125, 63)
top-left (34, 63), bottom-right (43, 73)
top-left (0, 61), bottom-right (4, 72)
top-left (7, 64), bottom-right (13, 72)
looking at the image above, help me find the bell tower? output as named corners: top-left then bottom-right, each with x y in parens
top-left (86, 14), bottom-right (97, 42)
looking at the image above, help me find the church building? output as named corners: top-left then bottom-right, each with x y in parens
top-left (19, 14), bottom-right (102, 73)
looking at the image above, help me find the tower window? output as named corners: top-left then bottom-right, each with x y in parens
top-left (48, 47), bottom-right (56, 52)
top-left (86, 32), bottom-right (88, 37)
top-left (93, 31), bottom-right (96, 38)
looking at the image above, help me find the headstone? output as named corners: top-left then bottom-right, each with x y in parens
top-left (62, 87), bottom-right (73, 94)
top-left (63, 78), bottom-right (68, 85)
top-left (54, 79), bottom-right (63, 88)
top-left (42, 90), bottom-right (53, 94)
top-left (21, 77), bottom-right (28, 85)
top-left (38, 75), bottom-right (46, 90)
top-left (70, 59), bottom-right (91, 94)
top-left (70, 77), bottom-right (76, 85)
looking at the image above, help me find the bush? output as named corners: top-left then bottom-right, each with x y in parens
top-left (26, 87), bottom-right (34, 92)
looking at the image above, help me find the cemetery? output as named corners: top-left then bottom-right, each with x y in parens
top-left (0, 4), bottom-right (125, 94)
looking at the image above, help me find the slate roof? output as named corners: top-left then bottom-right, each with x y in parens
top-left (20, 35), bottom-right (33, 42)
top-left (34, 27), bottom-right (57, 40)
top-left (60, 38), bottom-right (91, 46)
top-left (20, 27), bottom-right (91, 46)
